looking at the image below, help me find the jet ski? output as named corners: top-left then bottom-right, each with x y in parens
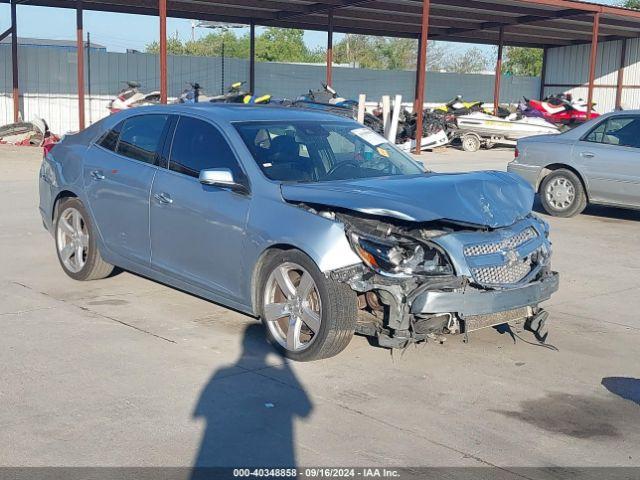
top-left (453, 112), bottom-right (560, 152)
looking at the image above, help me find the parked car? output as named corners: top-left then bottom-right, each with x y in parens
top-left (509, 111), bottom-right (640, 217)
top-left (39, 104), bottom-right (558, 361)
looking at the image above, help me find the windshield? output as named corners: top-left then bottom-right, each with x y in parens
top-left (234, 121), bottom-right (423, 183)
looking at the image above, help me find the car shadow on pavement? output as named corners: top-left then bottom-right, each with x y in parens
top-left (601, 377), bottom-right (640, 406)
top-left (190, 323), bottom-right (312, 477)
top-left (533, 198), bottom-right (640, 222)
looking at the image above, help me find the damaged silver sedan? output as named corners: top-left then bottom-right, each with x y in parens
top-left (39, 104), bottom-right (559, 361)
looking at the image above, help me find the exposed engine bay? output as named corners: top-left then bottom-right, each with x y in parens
top-left (305, 206), bottom-right (558, 349)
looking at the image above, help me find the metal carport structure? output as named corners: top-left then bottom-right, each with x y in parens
top-left (3, 0), bottom-right (640, 153)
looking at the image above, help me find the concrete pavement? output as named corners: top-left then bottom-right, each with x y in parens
top-left (0, 145), bottom-right (638, 471)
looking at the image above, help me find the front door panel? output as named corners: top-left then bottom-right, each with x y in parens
top-left (149, 170), bottom-right (249, 301)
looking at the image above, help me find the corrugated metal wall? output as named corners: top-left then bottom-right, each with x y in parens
top-left (544, 39), bottom-right (640, 113)
top-left (0, 45), bottom-right (541, 133)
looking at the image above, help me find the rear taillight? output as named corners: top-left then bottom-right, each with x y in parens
top-left (514, 147), bottom-right (519, 159)
top-left (118, 94), bottom-right (126, 101)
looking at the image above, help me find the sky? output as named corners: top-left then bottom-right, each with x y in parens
top-left (0, 0), bottom-right (623, 55)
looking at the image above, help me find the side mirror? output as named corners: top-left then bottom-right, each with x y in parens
top-left (199, 168), bottom-right (248, 193)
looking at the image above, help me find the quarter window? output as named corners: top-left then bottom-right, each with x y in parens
top-left (169, 116), bottom-right (245, 181)
top-left (115, 115), bottom-right (169, 164)
top-left (585, 116), bottom-right (640, 148)
top-left (98, 122), bottom-right (122, 152)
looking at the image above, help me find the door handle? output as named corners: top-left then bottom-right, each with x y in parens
top-left (580, 152), bottom-right (595, 158)
top-left (154, 192), bottom-right (173, 205)
top-left (90, 170), bottom-right (105, 180)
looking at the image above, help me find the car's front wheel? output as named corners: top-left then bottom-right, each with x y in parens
top-left (539, 169), bottom-right (587, 218)
top-left (258, 250), bottom-right (357, 361)
top-left (55, 197), bottom-right (114, 281)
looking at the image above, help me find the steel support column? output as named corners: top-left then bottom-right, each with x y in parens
top-left (615, 38), bottom-right (627, 110)
top-left (587, 12), bottom-right (600, 116)
top-left (413, 34), bottom-right (423, 115)
top-left (539, 47), bottom-right (548, 99)
top-left (413, 0), bottom-right (430, 155)
top-left (493, 27), bottom-right (504, 115)
top-left (249, 20), bottom-right (256, 94)
top-left (76, 1), bottom-right (85, 130)
top-left (159, 0), bottom-right (168, 104)
top-left (10, 0), bottom-right (20, 123)
top-left (326, 9), bottom-right (334, 86)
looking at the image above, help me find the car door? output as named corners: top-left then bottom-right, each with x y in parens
top-left (573, 115), bottom-right (640, 207)
top-left (83, 114), bottom-right (170, 265)
top-left (149, 115), bottom-right (251, 302)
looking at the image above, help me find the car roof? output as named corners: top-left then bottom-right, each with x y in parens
top-left (126, 103), bottom-right (358, 124)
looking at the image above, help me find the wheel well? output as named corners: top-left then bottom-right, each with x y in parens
top-left (250, 244), bottom-right (298, 316)
top-left (52, 190), bottom-right (77, 221)
top-left (538, 164), bottom-right (588, 200)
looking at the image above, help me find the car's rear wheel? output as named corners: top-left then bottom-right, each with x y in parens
top-left (258, 250), bottom-right (357, 361)
top-left (55, 197), bottom-right (114, 281)
top-left (539, 169), bottom-right (587, 218)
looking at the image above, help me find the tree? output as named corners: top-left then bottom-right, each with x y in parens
top-left (443, 47), bottom-right (491, 73)
top-left (622, 0), bottom-right (640, 8)
top-left (503, 47), bottom-right (543, 76)
top-left (145, 28), bottom-right (323, 63)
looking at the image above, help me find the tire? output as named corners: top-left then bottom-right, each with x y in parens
top-left (539, 169), bottom-right (587, 218)
top-left (55, 197), bottom-right (114, 281)
top-left (258, 249), bottom-right (357, 361)
top-left (461, 134), bottom-right (481, 152)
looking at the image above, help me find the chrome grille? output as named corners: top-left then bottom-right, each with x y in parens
top-left (471, 259), bottom-right (534, 285)
top-left (463, 227), bottom-right (537, 257)
top-left (463, 226), bottom-right (545, 287)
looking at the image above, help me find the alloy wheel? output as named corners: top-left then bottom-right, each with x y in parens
top-left (263, 262), bottom-right (322, 352)
top-left (56, 207), bottom-right (89, 273)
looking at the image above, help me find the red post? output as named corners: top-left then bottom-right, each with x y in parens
top-left (587, 12), bottom-right (600, 116)
top-left (159, 0), bottom-right (168, 104)
top-left (76, 1), bottom-right (85, 130)
top-left (615, 38), bottom-right (627, 110)
top-left (493, 27), bottom-right (504, 116)
top-left (539, 47), bottom-right (548, 100)
top-left (249, 20), bottom-right (256, 94)
top-left (413, 34), bottom-right (423, 115)
top-left (413, 0), bottom-right (431, 155)
top-left (10, 0), bottom-right (20, 123)
top-left (326, 9), bottom-right (334, 87)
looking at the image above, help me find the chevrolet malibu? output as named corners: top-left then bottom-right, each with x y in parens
top-left (39, 104), bottom-right (559, 361)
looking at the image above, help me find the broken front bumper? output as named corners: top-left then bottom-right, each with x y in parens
top-left (410, 272), bottom-right (559, 316)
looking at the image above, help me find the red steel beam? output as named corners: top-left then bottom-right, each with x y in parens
top-left (539, 47), bottom-right (548, 99)
top-left (11, 0), bottom-right (20, 123)
top-left (493, 27), bottom-right (504, 115)
top-left (587, 12), bottom-right (600, 116)
top-left (159, 0), bottom-right (168, 104)
top-left (414, 0), bottom-right (430, 155)
top-left (615, 38), bottom-right (627, 110)
top-left (326, 9), bottom-right (334, 86)
top-left (249, 20), bottom-right (256, 94)
top-left (76, 1), bottom-right (85, 130)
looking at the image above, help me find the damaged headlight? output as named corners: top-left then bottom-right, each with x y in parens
top-left (349, 232), bottom-right (453, 278)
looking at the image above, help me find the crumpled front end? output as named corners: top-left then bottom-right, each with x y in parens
top-left (329, 212), bottom-right (559, 348)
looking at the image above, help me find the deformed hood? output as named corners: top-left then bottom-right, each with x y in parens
top-left (281, 171), bottom-right (535, 228)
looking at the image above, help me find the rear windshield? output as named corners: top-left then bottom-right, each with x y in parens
top-left (234, 121), bottom-right (423, 183)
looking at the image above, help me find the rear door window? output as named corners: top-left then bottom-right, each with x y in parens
top-left (115, 114), bottom-right (169, 165)
top-left (585, 116), bottom-right (640, 148)
top-left (169, 116), bottom-right (246, 182)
